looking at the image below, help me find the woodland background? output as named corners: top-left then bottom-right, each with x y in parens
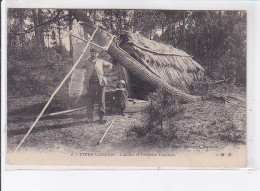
top-left (8, 9), bottom-right (246, 98)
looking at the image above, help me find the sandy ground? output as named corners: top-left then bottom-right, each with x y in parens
top-left (6, 85), bottom-right (246, 167)
top-left (7, 99), bottom-right (149, 153)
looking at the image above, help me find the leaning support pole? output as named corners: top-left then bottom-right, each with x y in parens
top-left (13, 26), bottom-right (99, 153)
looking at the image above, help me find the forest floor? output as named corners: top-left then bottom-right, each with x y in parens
top-left (7, 84), bottom-right (246, 157)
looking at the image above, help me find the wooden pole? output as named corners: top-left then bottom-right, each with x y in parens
top-left (97, 120), bottom-right (114, 145)
top-left (46, 106), bottom-right (88, 117)
top-left (13, 26), bottom-right (99, 153)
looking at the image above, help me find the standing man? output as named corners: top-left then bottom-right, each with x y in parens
top-left (83, 48), bottom-right (113, 123)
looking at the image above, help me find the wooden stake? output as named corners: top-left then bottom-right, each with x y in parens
top-left (13, 26), bottom-right (99, 153)
top-left (97, 120), bottom-right (114, 145)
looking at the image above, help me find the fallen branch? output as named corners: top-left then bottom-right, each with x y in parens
top-left (8, 11), bottom-right (69, 36)
top-left (226, 95), bottom-right (245, 102)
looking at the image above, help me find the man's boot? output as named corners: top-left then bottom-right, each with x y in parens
top-left (98, 112), bottom-right (107, 124)
top-left (121, 109), bottom-right (125, 116)
top-left (86, 114), bottom-right (93, 123)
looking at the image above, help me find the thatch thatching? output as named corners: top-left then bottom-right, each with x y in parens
top-left (119, 31), bottom-right (205, 93)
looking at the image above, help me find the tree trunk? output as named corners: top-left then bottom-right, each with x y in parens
top-left (123, 10), bottom-right (127, 30)
top-left (58, 20), bottom-right (62, 49)
top-left (161, 23), bottom-right (164, 41)
top-left (32, 9), bottom-right (43, 59)
top-left (132, 10), bottom-right (137, 33)
top-left (93, 9), bottom-right (96, 24)
top-left (69, 14), bottom-right (74, 58)
top-left (183, 12), bottom-right (186, 50)
top-left (70, 10), bottom-right (201, 102)
top-left (110, 10), bottom-right (113, 32)
top-left (18, 10), bottom-right (25, 49)
top-left (37, 9), bottom-right (45, 49)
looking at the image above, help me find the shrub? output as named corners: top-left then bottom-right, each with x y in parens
top-left (145, 88), bottom-right (184, 130)
top-left (128, 88), bottom-right (184, 146)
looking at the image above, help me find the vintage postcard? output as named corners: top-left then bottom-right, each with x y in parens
top-left (4, 7), bottom-right (248, 168)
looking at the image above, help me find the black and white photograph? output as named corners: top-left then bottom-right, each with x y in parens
top-left (5, 8), bottom-right (247, 167)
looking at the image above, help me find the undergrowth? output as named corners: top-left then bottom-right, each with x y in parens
top-left (8, 58), bottom-right (72, 112)
top-left (127, 86), bottom-right (246, 149)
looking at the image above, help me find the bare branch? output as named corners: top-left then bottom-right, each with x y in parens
top-left (8, 10), bottom-right (69, 36)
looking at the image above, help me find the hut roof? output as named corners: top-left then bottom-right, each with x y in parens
top-left (119, 31), bottom-right (205, 93)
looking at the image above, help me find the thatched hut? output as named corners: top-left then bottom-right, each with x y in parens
top-left (69, 29), bottom-right (205, 101)
top-left (116, 31), bottom-right (205, 99)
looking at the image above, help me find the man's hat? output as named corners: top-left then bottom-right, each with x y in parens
top-left (117, 80), bottom-right (126, 87)
top-left (90, 48), bottom-right (98, 53)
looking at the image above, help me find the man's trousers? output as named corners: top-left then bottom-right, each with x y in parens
top-left (86, 83), bottom-right (106, 120)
